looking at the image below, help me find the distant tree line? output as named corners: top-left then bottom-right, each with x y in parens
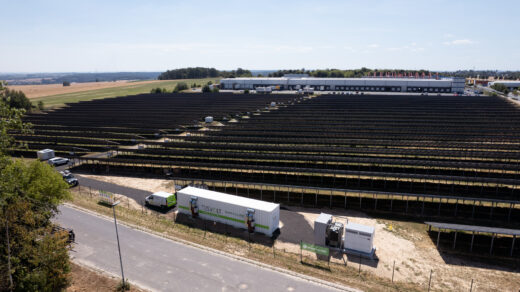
top-left (442, 70), bottom-right (520, 80)
top-left (158, 67), bottom-right (252, 80)
top-left (1, 72), bottom-right (162, 85)
top-left (150, 81), bottom-right (219, 94)
top-left (267, 68), bottom-right (435, 78)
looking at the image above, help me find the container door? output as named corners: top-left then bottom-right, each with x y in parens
top-left (189, 197), bottom-right (199, 218)
top-left (246, 208), bottom-right (255, 233)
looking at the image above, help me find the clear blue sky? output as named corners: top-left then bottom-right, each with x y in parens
top-left (1, 0), bottom-right (519, 72)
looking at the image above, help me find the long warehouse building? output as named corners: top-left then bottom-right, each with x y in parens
top-left (488, 80), bottom-right (520, 90)
top-left (220, 76), bottom-right (465, 93)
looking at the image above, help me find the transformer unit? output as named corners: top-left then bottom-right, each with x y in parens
top-left (314, 213), bottom-right (376, 259)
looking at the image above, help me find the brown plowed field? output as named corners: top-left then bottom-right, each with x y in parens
top-left (8, 80), bottom-right (161, 98)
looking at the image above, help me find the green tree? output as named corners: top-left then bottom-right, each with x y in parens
top-left (0, 83), bottom-right (32, 151)
top-left (202, 85), bottom-right (211, 93)
top-left (150, 87), bottom-right (166, 94)
top-left (1, 159), bottom-right (71, 291)
top-left (0, 81), bottom-right (71, 291)
top-left (37, 101), bottom-right (44, 111)
top-left (62, 81), bottom-right (70, 87)
top-left (174, 82), bottom-right (188, 92)
top-left (491, 83), bottom-right (510, 94)
top-left (2, 88), bottom-right (32, 111)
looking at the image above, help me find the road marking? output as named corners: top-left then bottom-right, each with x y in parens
top-left (238, 283), bottom-right (248, 289)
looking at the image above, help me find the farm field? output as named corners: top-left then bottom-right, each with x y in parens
top-left (9, 78), bottom-right (219, 108)
top-left (8, 80), bottom-right (156, 99)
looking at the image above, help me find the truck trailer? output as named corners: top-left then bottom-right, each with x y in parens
top-left (37, 149), bottom-right (55, 160)
top-left (176, 186), bottom-right (280, 237)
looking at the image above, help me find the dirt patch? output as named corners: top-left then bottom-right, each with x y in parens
top-left (8, 80), bottom-right (161, 99)
top-left (80, 174), bottom-right (173, 194)
top-left (68, 262), bottom-right (146, 292)
top-left (277, 206), bottom-right (519, 291)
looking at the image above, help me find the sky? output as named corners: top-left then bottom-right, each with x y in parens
top-left (1, 0), bottom-right (519, 72)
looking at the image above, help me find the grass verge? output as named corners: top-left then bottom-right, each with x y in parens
top-left (69, 188), bottom-right (422, 292)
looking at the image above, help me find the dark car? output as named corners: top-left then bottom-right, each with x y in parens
top-left (52, 225), bottom-right (75, 244)
top-left (60, 170), bottom-right (78, 187)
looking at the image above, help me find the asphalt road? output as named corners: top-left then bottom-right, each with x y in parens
top-left (55, 163), bottom-right (152, 204)
top-left (57, 205), bottom-right (353, 292)
top-left (75, 174), bottom-right (152, 205)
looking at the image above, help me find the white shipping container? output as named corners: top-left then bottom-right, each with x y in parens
top-left (256, 87), bottom-right (272, 93)
top-left (177, 187), bottom-right (280, 237)
top-left (343, 222), bottom-right (375, 254)
top-left (37, 149), bottom-right (55, 160)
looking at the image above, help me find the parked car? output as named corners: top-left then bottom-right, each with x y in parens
top-left (145, 191), bottom-right (176, 209)
top-left (60, 170), bottom-right (78, 187)
top-left (52, 225), bottom-right (75, 244)
top-left (48, 157), bottom-right (69, 166)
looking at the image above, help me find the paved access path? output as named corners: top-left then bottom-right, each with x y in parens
top-left (74, 174), bottom-right (151, 204)
top-left (57, 205), bottom-right (357, 292)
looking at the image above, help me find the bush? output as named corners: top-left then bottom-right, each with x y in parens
top-left (174, 82), bottom-right (188, 92)
top-left (116, 280), bottom-right (131, 291)
top-left (63, 81), bottom-right (70, 86)
top-left (37, 101), bottom-right (44, 110)
top-left (150, 87), bottom-right (166, 94)
top-left (2, 88), bottom-right (33, 111)
top-left (202, 85), bottom-right (211, 93)
top-left (212, 87), bottom-right (220, 93)
top-left (491, 83), bottom-right (509, 94)
top-left (191, 83), bottom-right (197, 88)
top-left (243, 89), bottom-right (249, 94)
top-left (207, 81), bottom-right (213, 85)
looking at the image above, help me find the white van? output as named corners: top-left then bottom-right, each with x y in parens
top-left (145, 191), bottom-right (176, 209)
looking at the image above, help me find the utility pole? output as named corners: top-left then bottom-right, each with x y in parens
top-left (112, 201), bottom-right (125, 289)
top-left (5, 217), bottom-right (13, 291)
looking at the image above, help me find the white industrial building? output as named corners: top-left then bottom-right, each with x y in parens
top-left (220, 76), bottom-right (465, 93)
top-left (488, 80), bottom-right (520, 90)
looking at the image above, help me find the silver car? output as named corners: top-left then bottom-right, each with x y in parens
top-left (48, 157), bottom-right (69, 166)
